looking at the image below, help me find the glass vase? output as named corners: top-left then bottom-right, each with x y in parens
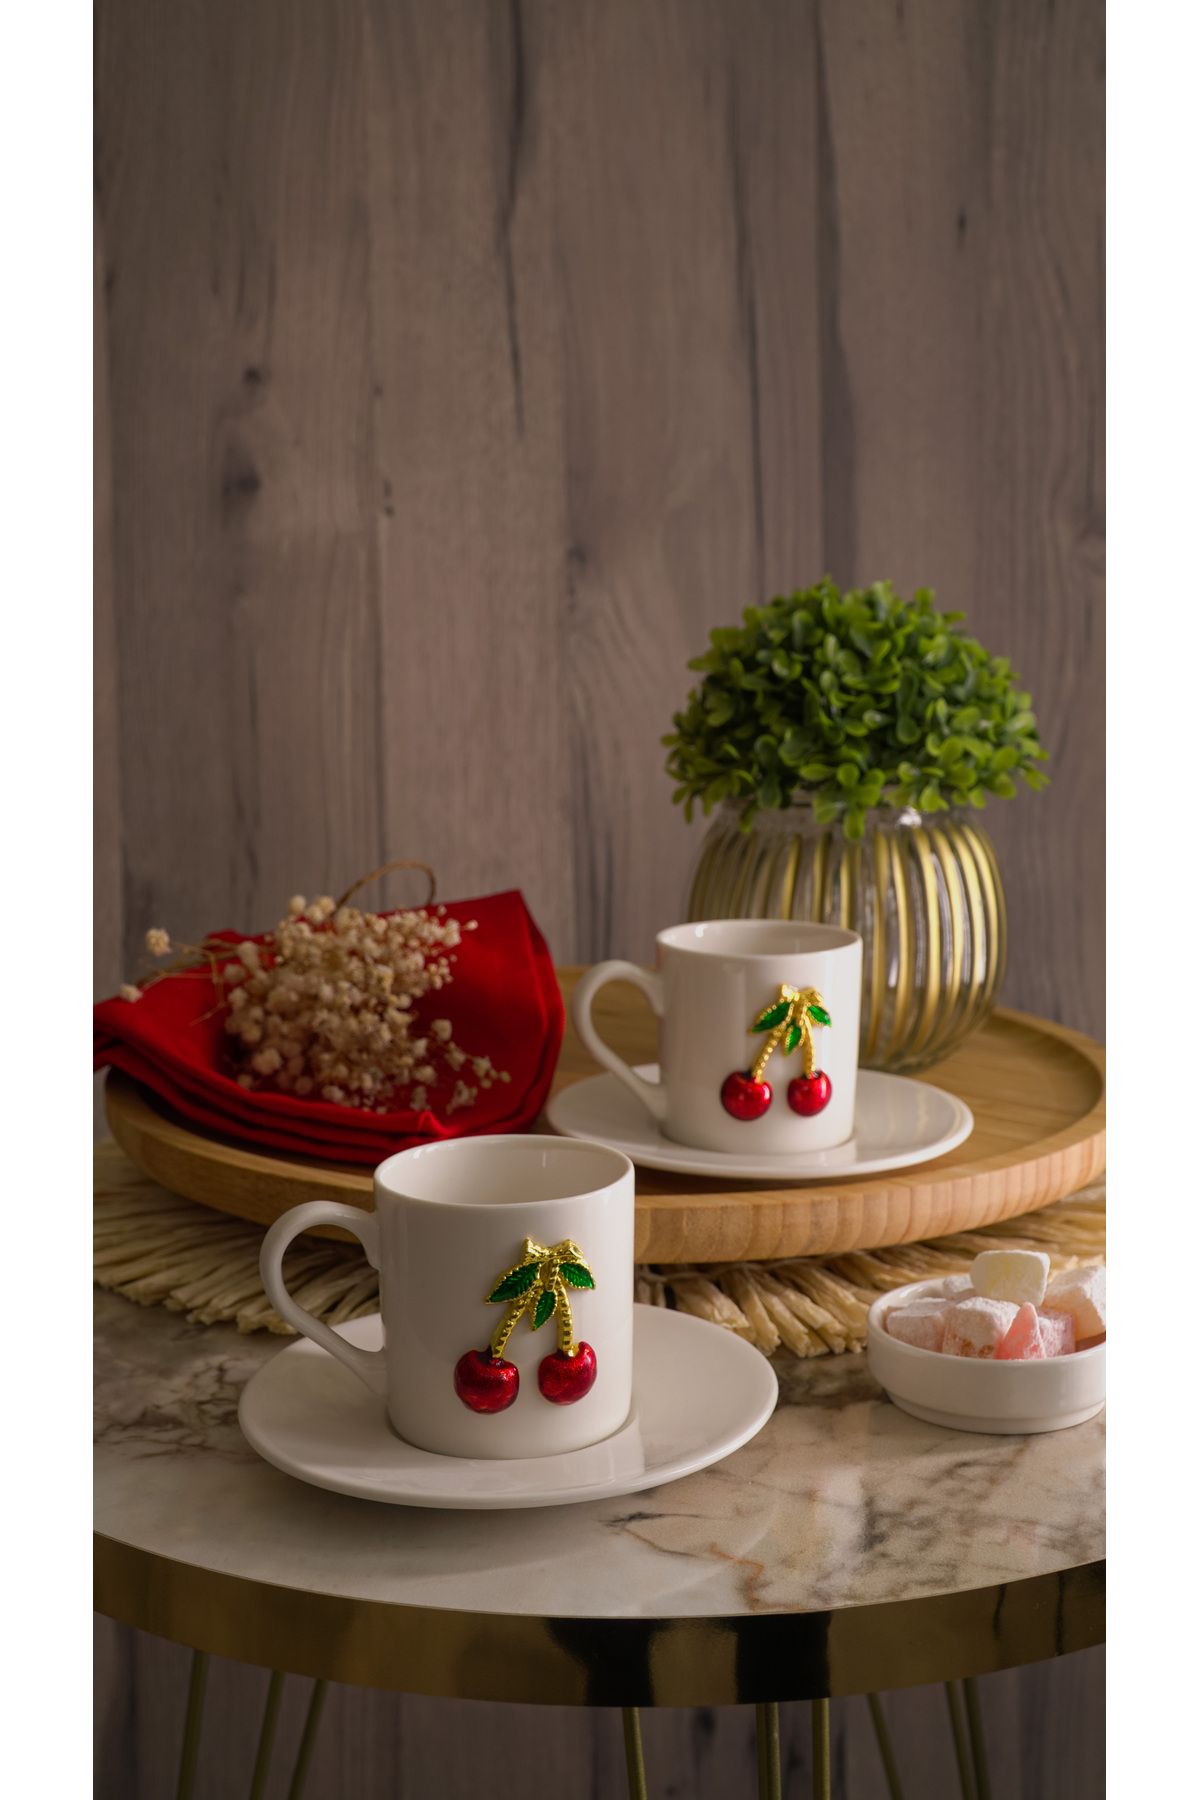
top-left (685, 802), bottom-right (1006, 1073)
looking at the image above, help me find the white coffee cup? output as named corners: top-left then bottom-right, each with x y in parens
top-left (260, 1135), bottom-right (635, 1459)
top-left (572, 921), bottom-right (863, 1154)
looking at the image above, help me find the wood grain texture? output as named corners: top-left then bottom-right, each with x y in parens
top-left (95, 1), bottom-right (385, 968)
top-left (94, 0), bottom-right (1102, 1030)
top-left (363, 1), bottom-right (577, 946)
top-left (103, 968), bottom-right (1104, 1259)
top-left (814, 0), bottom-right (1105, 1036)
top-left (547, 0), bottom-right (824, 960)
top-left (95, 0), bottom-right (1104, 1789)
top-left (95, 203), bottom-right (123, 1134)
top-left (972, 0), bottom-right (1106, 1035)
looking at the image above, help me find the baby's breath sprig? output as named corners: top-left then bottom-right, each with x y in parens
top-left (120, 860), bottom-right (510, 1116)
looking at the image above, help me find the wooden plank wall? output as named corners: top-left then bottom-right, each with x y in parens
top-left (94, 0), bottom-right (1105, 1793)
top-left (94, 0), bottom-right (1104, 1023)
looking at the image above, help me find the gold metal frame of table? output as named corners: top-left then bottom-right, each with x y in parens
top-left (94, 1532), bottom-right (1102, 1707)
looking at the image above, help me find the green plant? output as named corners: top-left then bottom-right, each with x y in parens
top-left (663, 579), bottom-right (1048, 839)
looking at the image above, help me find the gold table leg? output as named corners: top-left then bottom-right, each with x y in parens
top-left (176, 1650), bottom-right (209, 1800)
top-left (286, 1678), bottom-right (328, 1800)
top-left (622, 1706), bottom-right (648, 1800)
top-left (168, 1650), bottom-right (999, 1800)
top-left (867, 1692), bottom-right (905, 1799)
top-left (755, 1701), bottom-right (781, 1800)
top-left (944, 1681), bottom-right (976, 1799)
top-left (248, 1669), bottom-right (285, 1800)
top-left (963, 1677), bottom-right (992, 1800)
top-left (811, 1698), bottom-right (831, 1800)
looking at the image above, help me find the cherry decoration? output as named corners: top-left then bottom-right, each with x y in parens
top-left (453, 1349), bottom-right (519, 1413)
top-left (456, 1236), bottom-right (598, 1412)
top-left (787, 1070), bottom-right (832, 1116)
top-left (721, 984), bottom-right (833, 1121)
top-left (537, 1342), bottom-right (597, 1404)
top-left (720, 1070), bottom-right (772, 1121)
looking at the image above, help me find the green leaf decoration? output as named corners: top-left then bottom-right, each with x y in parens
top-left (662, 581), bottom-right (1049, 830)
top-left (751, 998), bottom-right (791, 1032)
top-left (808, 1004), bottom-right (832, 1027)
top-left (487, 1263), bottom-right (539, 1303)
top-left (784, 1024), bottom-right (802, 1054)
top-left (560, 1262), bottom-right (595, 1290)
top-left (532, 1289), bottom-right (557, 1330)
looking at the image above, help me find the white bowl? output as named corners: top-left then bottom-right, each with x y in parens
top-left (866, 1278), bottom-right (1106, 1435)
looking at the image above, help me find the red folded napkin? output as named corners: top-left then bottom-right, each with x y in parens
top-left (93, 890), bottom-right (564, 1164)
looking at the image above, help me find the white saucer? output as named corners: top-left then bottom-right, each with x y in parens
top-left (239, 1306), bottom-right (777, 1510)
top-left (545, 1065), bottom-right (973, 1180)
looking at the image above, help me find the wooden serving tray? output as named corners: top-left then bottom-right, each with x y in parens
top-left (104, 967), bottom-right (1105, 1263)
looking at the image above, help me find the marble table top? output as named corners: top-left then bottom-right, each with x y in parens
top-left (95, 1290), bottom-right (1104, 1624)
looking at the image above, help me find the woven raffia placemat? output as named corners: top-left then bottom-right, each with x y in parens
top-left (94, 1141), bottom-right (1105, 1359)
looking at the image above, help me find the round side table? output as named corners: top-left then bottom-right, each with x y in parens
top-left (94, 1291), bottom-right (1103, 1798)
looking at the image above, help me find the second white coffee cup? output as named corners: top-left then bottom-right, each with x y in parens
top-left (572, 920), bottom-right (863, 1154)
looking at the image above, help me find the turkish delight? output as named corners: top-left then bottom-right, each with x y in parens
top-left (970, 1248), bottom-right (1050, 1307)
top-left (1035, 1308), bottom-right (1077, 1358)
top-left (876, 1264), bottom-right (1105, 1359)
top-left (886, 1299), bottom-right (950, 1352)
top-left (995, 1303), bottom-right (1046, 1361)
top-left (934, 1272), bottom-right (974, 1299)
top-left (1044, 1265), bottom-right (1105, 1339)
top-left (942, 1296), bottom-right (1020, 1359)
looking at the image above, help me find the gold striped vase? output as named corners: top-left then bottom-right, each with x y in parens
top-left (686, 804), bottom-right (1006, 1073)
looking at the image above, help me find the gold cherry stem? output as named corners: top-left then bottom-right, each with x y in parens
top-left (750, 1018), bottom-right (790, 1085)
top-left (490, 1296), bottom-right (529, 1360)
top-left (556, 1281), bottom-right (577, 1358)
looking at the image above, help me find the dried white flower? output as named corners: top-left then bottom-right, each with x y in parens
top-left (206, 891), bottom-right (505, 1114)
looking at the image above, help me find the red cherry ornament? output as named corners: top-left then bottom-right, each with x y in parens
top-left (453, 1348), bottom-right (519, 1413)
top-left (537, 1342), bottom-right (597, 1405)
top-left (787, 1070), bottom-right (832, 1116)
top-left (720, 1070), bottom-right (773, 1121)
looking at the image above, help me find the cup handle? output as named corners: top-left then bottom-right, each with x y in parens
top-left (260, 1201), bottom-right (387, 1396)
top-left (571, 961), bottom-right (668, 1124)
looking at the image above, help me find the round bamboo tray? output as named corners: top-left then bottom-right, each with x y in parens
top-left (104, 967), bottom-right (1104, 1263)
